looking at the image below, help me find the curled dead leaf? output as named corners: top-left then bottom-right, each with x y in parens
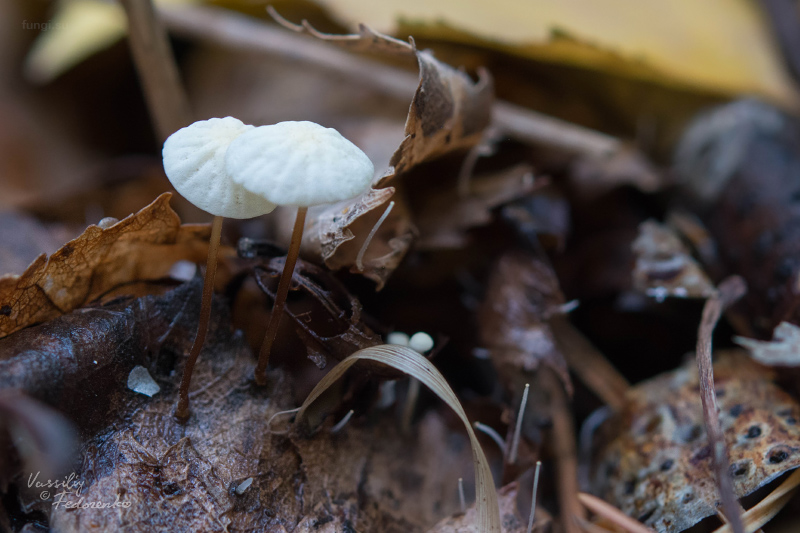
top-left (270, 10), bottom-right (493, 288)
top-left (479, 252), bottom-right (572, 393)
top-left (0, 193), bottom-right (210, 338)
top-left (252, 256), bottom-right (383, 367)
top-left (735, 321), bottom-right (800, 366)
top-left (632, 219), bottom-right (715, 301)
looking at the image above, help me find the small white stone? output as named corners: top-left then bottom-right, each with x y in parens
top-left (127, 365), bottom-right (160, 397)
top-left (235, 477), bottom-right (254, 495)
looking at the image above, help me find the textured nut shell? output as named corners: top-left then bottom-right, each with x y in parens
top-left (162, 117), bottom-right (277, 219)
top-left (225, 121), bottom-right (375, 207)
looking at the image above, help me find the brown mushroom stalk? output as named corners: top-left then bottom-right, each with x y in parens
top-left (175, 215), bottom-right (223, 420)
top-left (255, 206), bottom-right (308, 385)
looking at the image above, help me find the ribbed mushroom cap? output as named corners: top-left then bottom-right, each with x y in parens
top-left (225, 121), bottom-right (375, 207)
top-left (162, 117), bottom-right (277, 219)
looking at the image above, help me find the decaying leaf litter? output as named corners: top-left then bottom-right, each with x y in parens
top-left (5, 1), bottom-right (800, 532)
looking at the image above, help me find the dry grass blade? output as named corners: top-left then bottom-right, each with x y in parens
top-left (578, 493), bottom-right (656, 533)
top-left (712, 468), bottom-right (800, 533)
top-left (295, 344), bottom-right (501, 532)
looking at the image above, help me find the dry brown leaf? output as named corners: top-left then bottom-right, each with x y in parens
top-left (271, 11), bottom-right (493, 288)
top-left (591, 353), bottom-right (800, 533)
top-left (415, 164), bottom-right (538, 250)
top-left (1, 278), bottom-right (477, 531)
top-left (632, 219), bottom-right (715, 301)
top-left (0, 193), bottom-right (210, 338)
top-left (674, 99), bottom-right (800, 335)
top-left (479, 252), bottom-right (572, 392)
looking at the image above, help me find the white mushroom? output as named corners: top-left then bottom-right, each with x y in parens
top-left (162, 117), bottom-right (277, 420)
top-left (226, 121), bottom-right (374, 207)
top-left (409, 332), bottom-right (435, 354)
top-left (225, 121), bottom-right (375, 384)
top-left (163, 117), bottom-right (276, 218)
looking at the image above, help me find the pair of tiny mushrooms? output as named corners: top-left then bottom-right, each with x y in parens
top-left (163, 117), bottom-right (375, 420)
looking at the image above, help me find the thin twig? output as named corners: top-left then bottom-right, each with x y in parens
top-left (546, 369), bottom-right (585, 533)
top-left (120, 0), bottom-right (191, 142)
top-left (696, 276), bottom-right (747, 533)
top-left (577, 493), bottom-right (656, 533)
top-left (712, 468), bottom-right (800, 533)
top-left (159, 5), bottom-right (622, 158)
top-left (551, 316), bottom-right (629, 411)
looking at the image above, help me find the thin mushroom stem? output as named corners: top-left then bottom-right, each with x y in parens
top-left (255, 206), bottom-right (308, 385)
top-left (527, 461), bottom-right (542, 533)
top-left (175, 215), bottom-right (223, 421)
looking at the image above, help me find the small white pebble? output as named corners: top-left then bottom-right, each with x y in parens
top-left (386, 331), bottom-right (410, 346)
top-left (235, 477), bottom-right (254, 495)
top-left (409, 332), bottom-right (434, 353)
top-left (127, 365), bottom-right (160, 397)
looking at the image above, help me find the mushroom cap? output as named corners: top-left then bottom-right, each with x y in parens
top-left (225, 121), bottom-right (375, 207)
top-left (409, 332), bottom-right (434, 353)
top-left (162, 117), bottom-right (277, 219)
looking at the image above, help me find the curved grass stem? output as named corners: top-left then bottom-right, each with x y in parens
top-left (175, 215), bottom-right (223, 421)
top-left (255, 206), bottom-right (308, 385)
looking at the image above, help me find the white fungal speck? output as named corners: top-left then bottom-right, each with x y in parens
top-left (127, 366), bottom-right (160, 397)
top-left (409, 332), bottom-right (434, 353)
top-left (169, 260), bottom-right (197, 281)
top-left (386, 332), bottom-right (410, 346)
top-left (235, 478), bottom-right (254, 495)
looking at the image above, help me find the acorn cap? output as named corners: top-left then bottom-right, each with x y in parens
top-left (162, 117), bottom-right (277, 219)
top-left (225, 121), bottom-right (375, 207)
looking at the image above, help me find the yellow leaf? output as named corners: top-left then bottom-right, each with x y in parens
top-left (315, 0), bottom-right (799, 108)
top-left (24, 0), bottom-right (196, 84)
